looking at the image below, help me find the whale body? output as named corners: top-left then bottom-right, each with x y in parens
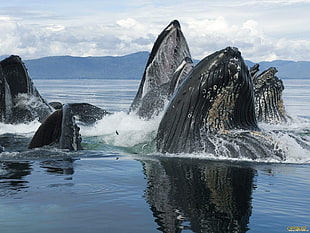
top-left (252, 66), bottom-right (289, 123)
top-left (28, 104), bottom-right (82, 150)
top-left (130, 20), bottom-right (192, 119)
top-left (156, 47), bottom-right (284, 160)
top-left (28, 102), bottom-right (111, 150)
top-left (0, 55), bottom-right (53, 124)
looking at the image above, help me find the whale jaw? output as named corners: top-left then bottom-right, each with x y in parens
top-left (157, 47), bottom-right (259, 154)
top-left (130, 20), bottom-right (191, 119)
top-left (28, 104), bottom-right (82, 151)
top-left (253, 67), bottom-right (289, 124)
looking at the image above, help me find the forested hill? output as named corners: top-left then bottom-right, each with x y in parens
top-left (17, 52), bottom-right (310, 79)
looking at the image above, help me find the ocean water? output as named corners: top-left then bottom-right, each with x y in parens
top-left (0, 78), bottom-right (309, 233)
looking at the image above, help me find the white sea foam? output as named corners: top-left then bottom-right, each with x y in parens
top-left (190, 131), bottom-right (309, 164)
top-left (151, 144), bottom-right (310, 164)
top-left (276, 133), bottom-right (310, 164)
top-left (0, 120), bottom-right (40, 136)
top-left (258, 117), bottom-right (310, 163)
top-left (80, 111), bottom-right (161, 148)
top-left (79, 111), bottom-right (310, 164)
top-left (14, 93), bottom-right (43, 109)
top-left (0, 110), bottom-right (309, 164)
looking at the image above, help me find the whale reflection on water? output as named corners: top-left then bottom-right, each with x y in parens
top-left (140, 157), bottom-right (255, 233)
top-left (0, 157), bottom-right (255, 232)
top-left (0, 161), bottom-right (31, 197)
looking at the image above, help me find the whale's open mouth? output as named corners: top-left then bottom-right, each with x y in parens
top-left (59, 104), bottom-right (82, 151)
top-left (129, 19), bottom-right (192, 119)
top-left (28, 104), bottom-right (81, 151)
top-left (253, 67), bottom-right (289, 124)
top-left (156, 46), bottom-right (261, 156)
top-left (0, 55), bottom-right (53, 124)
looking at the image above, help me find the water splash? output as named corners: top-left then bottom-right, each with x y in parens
top-left (0, 120), bottom-right (40, 136)
top-left (0, 109), bottom-right (309, 164)
top-left (79, 111), bottom-right (310, 163)
top-left (80, 111), bottom-right (161, 149)
top-left (164, 117), bottom-right (310, 164)
top-left (12, 93), bottom-right (52, 122)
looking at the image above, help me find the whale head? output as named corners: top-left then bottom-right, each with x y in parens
top-left (130, 20), bottom-right (191, 118)
top-left (0, 55), bottom-right (53, 124)
top-left (28, 104), bottom-right (82, 151)
top-left (157, 47), bottom-right (258, 153)
top-left (253, 67), bottom-right (289, 123)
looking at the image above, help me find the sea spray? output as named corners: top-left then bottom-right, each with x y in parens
top-left (0, 107), bottom-right (308, 163)
top-left (80, 111), bottom-right (162, 149)
top-left (78, 111), bottom-right (310, 163)
top-left (0, 120), bottom-right (41, 136)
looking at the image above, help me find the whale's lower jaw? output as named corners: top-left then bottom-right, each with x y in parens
top-left (156, 47), bottom-right (260, 156)
top-left (253, 67), bottom-right (289, 124)
top-left (129, 20), bottom-right (192, 119)
top-left (59, 104), bottom-right (82, 151)
top-left (0, 55), bottom-right (53, 124)
top-left (28, 104), bottom-right (82, 151)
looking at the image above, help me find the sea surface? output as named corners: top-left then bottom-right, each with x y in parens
top-left (0, 78), bottom-right (309, 233)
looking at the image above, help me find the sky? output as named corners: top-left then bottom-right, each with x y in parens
top-left (0, 0), bottom-right (309, 62)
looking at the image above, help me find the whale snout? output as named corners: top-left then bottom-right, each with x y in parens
top-left (228, 58), bottom-right (241, 76)
top-left (223, 47), bottom-right (241, 58)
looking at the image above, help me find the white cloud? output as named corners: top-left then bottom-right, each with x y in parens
top-left (117, 18), bottom-right (137, 29)
top-left (242, 0), bottom-right (310, 5)
top-left (45, 24), bottom-right (65, 32)
top-left (181, 18), bottom-right (265, 60)
top-left (0, 0), bottom-right (309, 61)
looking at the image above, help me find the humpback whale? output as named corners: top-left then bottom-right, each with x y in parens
top-left (0, 55), bottom-right (53, 124)
top-left (252, 65), bottom-right (289, 123)
top-left (130, 20), bottom-right (192, 119)
top-left (27, 102), bottom-right (110, 150)
top-left (28, 104), bottom-right (82, 150)
top-left (156, 47), bottom-right (284, 159)
top-left (135, 57), bottom-right (194, 119)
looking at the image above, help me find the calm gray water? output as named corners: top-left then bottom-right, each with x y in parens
top-left (0, 78), bottom-right (309, 233)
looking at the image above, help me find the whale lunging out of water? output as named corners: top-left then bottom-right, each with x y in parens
top-left (130, 20), bottom-right (192, 119)
top-left (27, 102), bottom-right (110, 150)
top-left (28, 104), bottom-right (82, 150)
top-left (0, 55), bottom-right (53, 124)
top-left (156, 47), bottom-right (284, 160)
top-left (252, 66), bottom-right (290, 124)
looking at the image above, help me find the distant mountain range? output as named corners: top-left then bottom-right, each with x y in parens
top-left (245, 60), bottom-right (310, 79)
top-left (23, 52), bottom-right (149, 80)
top-left (3, 51), bottom-right (310, 79)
